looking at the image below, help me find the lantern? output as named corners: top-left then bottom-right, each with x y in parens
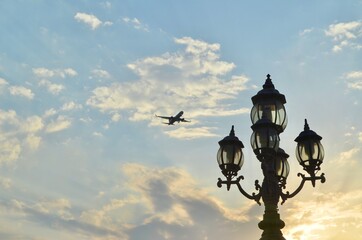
top-left (251, 74), bottom-right (287, 134)
top-left (217, 126), bottom-right (244, 180)
top-left (275, 148), bottom-right (290, 186)
top-left (251, 116), bottom-right (280, 158)
top-left (295, 119), bottom-right (324, 185)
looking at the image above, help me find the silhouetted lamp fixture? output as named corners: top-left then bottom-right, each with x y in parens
top-left (216, 74), bottom-right (325, 240)
top-left (295, 119), bottom-right (325, 187)
top-left (251, 74), bottom-right (287, 134)
top-left (217, 125), bottom-right (244, 190)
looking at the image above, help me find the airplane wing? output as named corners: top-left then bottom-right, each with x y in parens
top-left (180, 118), bottom-right (191, 123)
top-left (155, 115), bottom-right (171, 120)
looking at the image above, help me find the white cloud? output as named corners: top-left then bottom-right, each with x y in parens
top-left (45, 115), bottom-right (72, 133)
top-left (111, 112), bottom-right (121, 122)
top-left (33, 67), bottom-right (78, 78)
top-left (87, 37), bottom-right (249, 137)
top-left (32, 67), bottom-right (55, 78)
top-left (165, 127), bottom-right (219, 140)
top-left (9, 86), bottom-right (34, 99)
top-left (123, 17), bottom-right (149, 32)
top-left (0, 78), bottom-right (9, 89)
top-left (0, 137), bottom-right (21, 165)
top-left (343, 71), bottom-right (362, 90)
top-left (75, 12), bottom-right (103, 30)
top-left (284, 191), bottom-right (362, 240)
top-left (332, 147), bottom-right (360, 167)
top-left (0, 110), bottom-right (45, 164)
top-left (0, 177), bottom-right (12, 189)
top-left (61, 101), bottom-right (83, 111)
top-left (325, 21), bottom-right (362, 52)
top-left (299, 28), bottom-right (313, 36)
top-left (92, 69), bottom-right (111, 79)
top-left (43, 108), bottom-right (57, 118)
top-left (76, 163), bottom-right (255, 239)
top-left (39, 79), bottom-right (65, 95)
top-left (25, 134), bottom-right (42, 150)
top-left (22, 116), bottom-right (44, 133)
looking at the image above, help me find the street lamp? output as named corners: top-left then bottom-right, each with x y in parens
top-left (216, 74), bottom-right (325, 240)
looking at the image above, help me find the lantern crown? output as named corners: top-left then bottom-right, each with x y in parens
top-left (251, 74), bottom-right (286, 105)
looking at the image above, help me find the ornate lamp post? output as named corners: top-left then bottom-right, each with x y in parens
top-left (216, 74), bottom-right (325, 240)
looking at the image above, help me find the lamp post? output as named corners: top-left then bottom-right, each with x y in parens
top-left (216, 74), bottom-right (325, 240)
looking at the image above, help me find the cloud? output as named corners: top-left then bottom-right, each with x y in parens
top-left (74, 12), bottom-right (113, 30)
top-left (43, 108), bottom-right (57, 118)
top-left (299, 28), bottom-right (314, 36)
top-left (284, 190), bottom-right (362, 240)
top-left (343, 71), bottom-right (362, 90)
top-left (0, 78), bottom-right (9, 88)
top-left (61, 101), bottom-right (83, 111)
top-left (0, 177), bottom-right (12, 189)
top-left (91, 69), bottom-right (111, 79)
top-left (325, 21), bottom-right (362, 52)
top-left (78, 163), bottom-right (257, 240)
top-left (39, 79), bottom-right (65, 95)
top-left (33, 67), bottom-right (77, 78)
top-left (25, 134), bottom-right (42, 150)
top-left (87, 37), bottom-right (249, 138)
top-left (45, 115), bottom-right (72, 133)
top-left (0, 137), bottom-right (21, 165)
top-left (9, 86), bottom-right (34, 99)
top-left (75, 12), bottom-right (102, 30)
top-left (0, 110), bottom-right (44, 164)
top-left (123, 17), bottom-right (149, 32)
top-left (0, 197), bottom-right (126, 239)
top-left (334, 147), bottom-right (360, 166)
top-left (164, 127), bottom-right (219, 140)
top-left (0, 163), bottom-right (259, 239)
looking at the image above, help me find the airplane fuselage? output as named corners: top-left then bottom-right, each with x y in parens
top-left (168, 111), bottom-right (184, 125)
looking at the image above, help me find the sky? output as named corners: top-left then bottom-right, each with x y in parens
top-left (0, 0), bottom-right (361, 239)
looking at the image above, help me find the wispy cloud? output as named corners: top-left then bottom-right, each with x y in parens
top-left (123, 17), bottom-right (149, 32)
top-left (0, 177), bottom-right (12, 189)
top-left (325, 20), bottom-right (362, 52)
top-left (9, 86), bottom-right (34, 99)
top-left (33, 67), bottom-right (78, 78)
top-left (74, 12), bottom-right (113, 30)
top-left (299, 28), bottom-right (314, 36)
top-left (61, 101), bottom-right (83, 111)
top-left (87, 37), bottom-right (249, 138)
top-left (0, 78), bottom-right (9, 88)
top-left (75, 13), bottom-right (103, 30)
top-left (164, 127), bottom-right (219, 140)
top-left (284, 190), bottom-right (362, 239)
top-left (83, 163), bottom-right (256, 239)
top-left (91, 69), bottom-right (111, 79)
top-left (0, 163), bottom-right (259, 239)
top-left (38, 79), bottom-right (65, 95)
top-left (45, 115), bottom-right (72, 133)
top-left (343, 71), bottom-right (362, 90)
top-left (0, 110), bottom-right (44, 164)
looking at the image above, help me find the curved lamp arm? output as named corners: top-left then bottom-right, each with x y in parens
top-left (280, 173), bottom-right (326, 205)
top-left (217, 176), bottom-right (262, 205)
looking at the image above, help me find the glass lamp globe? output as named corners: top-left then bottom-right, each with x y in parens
top-left (251, 116), bottom-right (280, 158)
top-left (276, 148), bottom-right (290, 185)
top-left (251, 74), bottom-right (287, 133)
top-left (295, 119), bottom-right (324, 178)
top-left (217, 126), bottom-right (244, 179)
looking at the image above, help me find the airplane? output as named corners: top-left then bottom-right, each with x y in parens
top-left (155, 111), bottom-right (191, 125)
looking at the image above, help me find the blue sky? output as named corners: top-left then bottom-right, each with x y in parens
top-left (0, 1), bottom-right (361, 239)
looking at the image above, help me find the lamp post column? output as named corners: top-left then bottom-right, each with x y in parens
top-left (258, 156), bottom-right (285, 240)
